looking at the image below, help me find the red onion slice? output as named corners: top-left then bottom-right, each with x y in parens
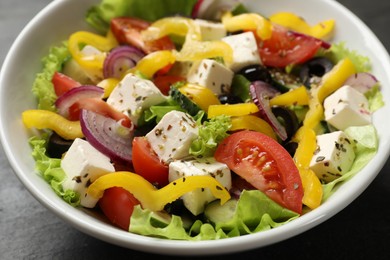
top-left (80, 109), bottom-right (134, 164)
top-left (55, 85), bottom-right (104, 118)
top-left (250, 81), bottom-right (288, 141)
top-left (103, 45), bottom-right (145, 79)
top-left (343, 72), bottom-right (379, 94)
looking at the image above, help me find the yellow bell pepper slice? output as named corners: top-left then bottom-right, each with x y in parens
top-left (269, 12), bottom-right (335, 40)
top-left (177, 40), bottom-right (233, 65)
top-left (302, 58), bottom-right (356, 130)
top-left (178, 83), bottom-right (221, 112)
top-left (230, 115), bottom-right (277, 140)
top-left (142, 17), bottom-right (233, 65)
top-left (97, 78), bottom-right (120, 98)
top-left (207, 103), bottom-right (259, 118)
top-left (269, 86), bottom-right (310, 107)
top-left (293, 127), bottom-right (323, 209)
top-left (222, 12), bottom-right (273, 40)
top-left (142, 17), bottom-right (201, 41)
top-left (290, 58), bottom-right (356, 209)
top-left (291, 58), bottom-right (356, 209)
top-left (68, 30), bottom-right (118, 77)
top-left (131, 50), bottom-right (176, 79)
top-left (22, 110), bottom-right (83, 140)
top-left (87, 171), bottom-right (231, 211)
top-left (311, 20), bottom-right (336, 41)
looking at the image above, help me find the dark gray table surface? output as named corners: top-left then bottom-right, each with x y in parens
top-left (1, 0), bottom-right (390, 259)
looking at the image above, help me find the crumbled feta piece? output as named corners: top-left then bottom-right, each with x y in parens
top-left (194, 19), bottom-right (227, 40)
top-left (145, 110), bottom-right (198, 163)
top-left (324, 85), bottom-right (371, 130)
top-left (310, 131), bottom-right (355, 183)
top-left (186, 59), bottom-right (234, 94)
top-left (106, 73), bottom-right (167, 125)
top-left (169, 157), bottom-right (231, 215)
top-left (222, 31), bottom-right (262, 72)
top-left (61, 138), bottom-right (115, 208)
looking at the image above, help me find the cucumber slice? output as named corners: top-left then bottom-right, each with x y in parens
top-left (169, 86), bottom-right (202, 116)
top-left (149, 211), bottom-right (172, 228)
top-left (204, 199), bottom-right (238, 224)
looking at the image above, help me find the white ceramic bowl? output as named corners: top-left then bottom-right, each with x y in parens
top-left (1, 0), bottom-right (390, 256)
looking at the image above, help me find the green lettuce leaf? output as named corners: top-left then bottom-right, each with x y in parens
top-left (365, 84), bottom-right (385, 112)
top-left (86, 0), bottom-right (198, 33)
top-left (323, 41), bottom-right (371, 72)
top-left (322, 125), bottom-right (378, 200)
top-left (29, 134), bottom-right (80, 206)
top-left (130, 207), bottom-right (228, 240)
top-left (129, 190), bottom-right (299, 240)
top-left (31, 42), bottom-right (70, 111)
top-left (137, 98), bottom-right (185, 126)
top-left (190, 115), bottom-right (231, 158)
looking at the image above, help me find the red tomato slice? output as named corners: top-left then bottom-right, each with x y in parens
top-left (132, 136), bottom-right (169, 187)
top-left (110, 17), bottom-right (175, 54)
top-left (52, 71), bottom-right (81, 97)
top-left (153, 75), bottom-right (185, 95)
top-left (257, 25), bottom-right (322, 68)
top-left (98, 187), bottom-right (140, 231)
top-left (68, 98), bottom-right (132, 128)
top-left (214, 130), bottom-right (303, 214)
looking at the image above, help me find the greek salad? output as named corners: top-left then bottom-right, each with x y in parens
top-left (22, 0), bottom-right (384, 240)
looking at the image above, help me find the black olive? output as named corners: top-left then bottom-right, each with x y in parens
top-left (283, 141), bottom-right (298, 157)
top-left (299, 57), bottom-right (334, 88)
top-left (47, 132), bottom-right (74, 158)
top-left (218, 93), bottom-right (243, 104)
top-left (237, 65), bottom-right (273, 84)
top-left (272, 106), bottom-right (300, 141)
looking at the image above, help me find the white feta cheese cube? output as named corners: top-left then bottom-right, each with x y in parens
top-left (61, 138), bottom-right (115, 208)
top-left (324, 85), bottom-right (371, 130)
top-left (145, 111), bottom-right (198, 163)
top-left (222, 31), bottom-right (262, 72)
top-left (186, 59), bottom-right (234, 94)
top-left (194, 19), bottom-right (227, 41)
top-left (106, 73), bottom-right (167, 125)
top-left (309, 131), bottom-right (355, 183)
top-left (169, 157), bottom-right (231, 215)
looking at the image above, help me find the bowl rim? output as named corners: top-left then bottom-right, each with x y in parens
top-left (1, 0), bottom-right (390, 256)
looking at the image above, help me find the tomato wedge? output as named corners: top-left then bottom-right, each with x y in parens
top-left (153, 75), bottom-right (185, 95)
top-left (132, 136), bottom-right (169, 187)
top-left (110, 17), bottom-right (175, 54)
top-left (98, 187), bottom-right (140, 231)
top-left (52, 71), bottom-right (81, 97)
top-left (214, 130), bottom-right (303, 214)
top-left (256, 25), bottom-right (323, 68)
top-left (68, 98), bottom-right (132, 128)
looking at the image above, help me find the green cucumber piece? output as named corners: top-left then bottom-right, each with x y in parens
top-left (149, 211), bottom-right (172, 228)
top-left (169, 86), bottom-right (202, 116)
top-left (204, 199), bottom-right (238, 224)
